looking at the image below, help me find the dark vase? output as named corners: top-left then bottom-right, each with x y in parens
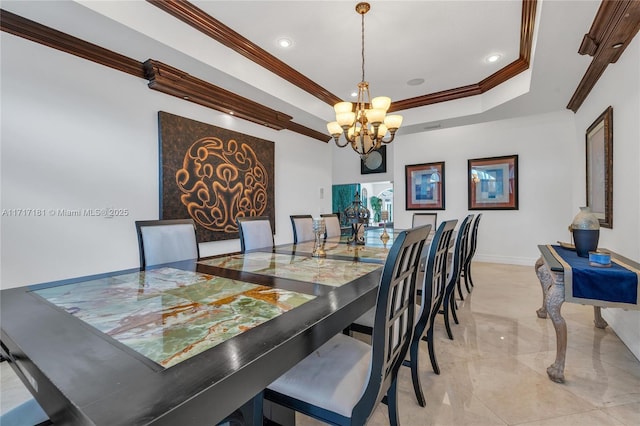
top-left (570, 206), bottom-right (600, 257)
top-left (572, 229), bottom-right (599, 257)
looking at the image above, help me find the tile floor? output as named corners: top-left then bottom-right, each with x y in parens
top-left (1, 262), bottom-right (639, 425)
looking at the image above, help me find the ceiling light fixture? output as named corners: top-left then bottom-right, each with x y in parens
top-left (277, 38), bottom-right (292, 48)
top-left (327, 2), bottom-right (402, 159)
top-left (486, 54), bottom-right (502, 63)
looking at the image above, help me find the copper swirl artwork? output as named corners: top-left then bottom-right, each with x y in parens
top-left (176, 137), bottom-right (268, 233)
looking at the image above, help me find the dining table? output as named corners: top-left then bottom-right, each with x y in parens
top-left (0, 232), bottom-right (400, 426)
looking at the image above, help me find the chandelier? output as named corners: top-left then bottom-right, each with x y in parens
top-left (327, 2), bottom-right (403, 159)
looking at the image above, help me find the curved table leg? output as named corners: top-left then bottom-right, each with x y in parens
top-left (535, 257), bottom-right (550, 319)
top-left (545, 280), bottom-right (567, 383)
top-left (593, 306), bottom-right (608, 329)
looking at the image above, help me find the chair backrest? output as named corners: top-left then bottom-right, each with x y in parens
top-left (290, 215), bottom-right (314, 243)
top-left (320, 213), bottom-right (341, 238)
top-left (351, 225), bottom-right (429, 422)
top-left (412, 213), bottom-right (437, 229)
top-left (237, 216), bottom-right (274, 253)
top-left (465, 213), bottom-right (482, 265)
top-left (414, 219), bottom-right (458, 339)
top-left (446, 215), bottom-right (474, 289)
top-left (135, 219), bottom-right (199, 269)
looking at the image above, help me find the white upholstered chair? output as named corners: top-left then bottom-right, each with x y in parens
top-left (264, 225), bottom-right (429, 425)
top-left (290, 214), bottom-right (314, 243)
top-left (135, 219), bottom-right (200, 269)
top-left (441, 214), bottom-right (474, 340)
top-left (349, 220), bottom-right (458, 407)
top-left (320, 213), bottom-right (341, 238)
top-left (236, 216), bottom-right (274, 252)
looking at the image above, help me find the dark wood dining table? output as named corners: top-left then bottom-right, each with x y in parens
top-left (0, 235), bottom-right (393, 426)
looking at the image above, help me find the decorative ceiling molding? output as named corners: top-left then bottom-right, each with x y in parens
top-left (144, 59), bottom-right (330, 141)
top-left (149, 0), bottom-right (537, 114)
top-left (147, 0), bottom-right (343, 106)
top-left (0, 9), bottom-right (329, 142)
top-left (391, 0), bottom-right (536, 112)
top-left (567, 0), bottom-right (640, 112)
top-left (0, 9), bottom-right (145, 78)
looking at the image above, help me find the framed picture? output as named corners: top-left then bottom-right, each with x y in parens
top-left (586, 106), bottom-right (613, 228)
top-left (361, 145), bottom-right (387, 174)
top-left (468, 155), bottom-right (518, 210)
top-left (405, 162), bottom-right (445, 210)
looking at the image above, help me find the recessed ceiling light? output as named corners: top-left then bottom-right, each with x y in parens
top-left (486, 54), bottom-right (502, 63)
top-left (229, 111), bottom-right (234, 115)
top-left (407, 78), bottom-right (425, 86)
top-left (277, 38), bottom-right (292, 48)
top-left (612, 42), bottom-right (624, 49)
top-left (350, 92), bottom-right (358, 98)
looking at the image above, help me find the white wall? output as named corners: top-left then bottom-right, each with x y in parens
top-left (336, 110), bottom-right (577, 266)
top-left (0, 33), bottom-right (332, 289)
top-left (572, 35), bottom-right (640, 360)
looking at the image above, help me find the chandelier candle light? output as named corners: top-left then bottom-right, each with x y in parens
top-left (327, 2), bottom-right (403, 159)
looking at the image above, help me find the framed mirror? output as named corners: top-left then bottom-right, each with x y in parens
top-left (585, 106), bottom-right (613, 228)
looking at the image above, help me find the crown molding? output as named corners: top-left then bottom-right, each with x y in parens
top-left (147, 0), bottom-right (342, 107)
top-left (150, 0), bottom-right (537, 113)
top-left (0, 9), bottom-right (145, 78)
top-left (0, 9), bottom-right (329, 142)
top-left (567, 0), bottom-right (640, 112)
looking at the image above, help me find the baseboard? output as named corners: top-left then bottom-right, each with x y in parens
top-left (473, 254), bottom-right (538, 266)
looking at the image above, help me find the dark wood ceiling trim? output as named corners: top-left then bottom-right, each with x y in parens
top-left (0, 9), bottom-right (328, 142)
top-left (146, 0), bottom-right (342, 106)
top-left (152, 0), bottom-right (537, 114)
top-left (0, 9), bottom-right (145, 78)
top-left (567, 0), bottom-right (640, 112)
top-left (144, 60), bottom-right (331, 142)
top-left (390, 0), bottom-right (537, 112)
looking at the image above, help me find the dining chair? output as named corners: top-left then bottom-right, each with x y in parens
top-left (412, 212), bottom-right (437, 229)
top-left (236, 216), bottom-right (274, 252)
top-left (135, 219), bottom-right (200, 269)
top-left (348, 220), bottom-right (457, 407)
top-left (441, 215), bottom-right (474, 340)
top-left (459, 213), bottom-right (483, 297)
top-left (264, 225), bottom-right (429, 426)
top-left (290, 214), bottom-right (314, 243)
top-left (0, 397), bottom-right (51, 426)
top-left (320, 213), bottom-right (341, 238)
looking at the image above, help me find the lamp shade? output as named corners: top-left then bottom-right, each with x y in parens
top-left (327, 121), bottom-right (342, 136)
top-left (367, 108), bottom-right (385, 125)
top-left (337, 112), bottom-right (356, 127)
top-left (384, 114), bottom-right (403, 130)
top-left (334, 102), bottom-right (353, 114)
top-left (371, 96), bottom-right (391, 111)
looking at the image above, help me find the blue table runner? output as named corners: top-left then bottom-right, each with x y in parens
top-left (548, 245), bottom-right (639, 307)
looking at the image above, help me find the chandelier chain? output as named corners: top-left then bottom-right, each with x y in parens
top-left (361, 11), bottom-right (365, 83)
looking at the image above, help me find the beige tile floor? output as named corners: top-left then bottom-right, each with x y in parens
top-left (1, 262), bottom-right (639, 425)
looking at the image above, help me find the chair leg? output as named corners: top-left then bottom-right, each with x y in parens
top-left (457, 277), bottom-right (465, 301)
top-left (450, 294), bottom-right (459, 325)
top-left (465, 263), bottom-right (474, 291)
top-left (443, 293), bottom-right (454, 340)
top-left (386, 377), bottom-right (400, 426)
top-left (424, 325), bottom-right (440, 375)
top-left (408, 340), bottom-right (426, 407)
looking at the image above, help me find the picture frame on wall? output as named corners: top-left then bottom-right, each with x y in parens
top-left (405, 161), bottom-right (445, 210)
top-left (360, 145), bottom-right (387, 174)
top-left (468, 155), bottom-right (518, 210)
top-left (586, 106), bottom-right (613, 228)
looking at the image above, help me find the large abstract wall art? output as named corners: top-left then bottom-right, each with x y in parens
top-left (158, 111), bottom-right (275, 242)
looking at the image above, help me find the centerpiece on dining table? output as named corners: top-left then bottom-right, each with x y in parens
top-left (344, 192), bottom-right (370, 245)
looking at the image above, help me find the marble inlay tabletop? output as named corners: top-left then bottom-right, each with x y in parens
top-left (200, 252), bottom-right (383, 286)
top-left (33, 267), bottom-right (315, 368)
top-left (276, 240), bottom-right (391, 262)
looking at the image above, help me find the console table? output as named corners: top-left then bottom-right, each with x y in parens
top-left (535, 245), bottom-right (640, 383)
